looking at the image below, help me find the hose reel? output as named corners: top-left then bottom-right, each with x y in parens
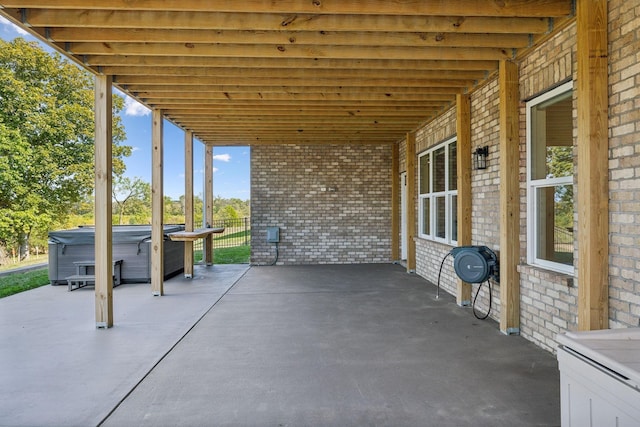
top-left (436, 245), bottom-right (499, 320)
top-left (450, 246), bottom-right (499, 284)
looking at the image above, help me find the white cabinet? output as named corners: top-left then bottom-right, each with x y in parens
top-left (557, 329), bottom-right (640, 427)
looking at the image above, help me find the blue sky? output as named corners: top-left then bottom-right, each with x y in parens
top-left (1, 16), bottom-right (250, 201)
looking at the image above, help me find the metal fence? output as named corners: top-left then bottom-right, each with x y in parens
top-left (554, 226), bottom-right (574, 254)
top-left (212, 217), bottom-right (251, 248)
top-left (193, 217), bottom-right (250, 254)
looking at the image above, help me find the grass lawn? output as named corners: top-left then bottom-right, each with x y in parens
top-left (0, 254), bottom-right (48, 272)
top-left (214, 229), bottom-right (250, 242)
top-left (0, 268), bottom-right (50, 299)
top-left (195, 245), bottom-right (250, 264)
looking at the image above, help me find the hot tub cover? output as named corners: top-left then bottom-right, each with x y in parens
top-left (48, 225), bottom-right (185, 246)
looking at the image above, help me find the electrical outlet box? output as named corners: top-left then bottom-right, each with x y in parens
top-left (266, 227), bottom-right (280, 243)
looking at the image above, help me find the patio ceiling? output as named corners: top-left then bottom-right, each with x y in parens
top-left (0, 1), bottom-right (573, 146)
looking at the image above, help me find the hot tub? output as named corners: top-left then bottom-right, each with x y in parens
top-left (48, 225), bottom-right (185, 285)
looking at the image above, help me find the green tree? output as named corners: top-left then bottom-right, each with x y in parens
top-left (219, 205), bottom-right (239, 219)
top-left (0, 38), bottom-right (130, 260)
top-left (177, 194), bottom-right (205, 227)
top-left (112, 176), bottom-right (150, 225)
top-left (0, 124), bottom-right (48, 259)
top-left (547, 146), bottom-right (574, 229)
top-left (193, 194), bottom-right (204, 227)
top-left (212, 196), bottom-right (250, 220)
top-left (164, 196), bottom-right (185, 224)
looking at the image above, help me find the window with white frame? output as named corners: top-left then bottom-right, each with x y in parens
top-left (526, 81), bottom-right (574, 274)
top-left (418, 137), bottom-right (457, 244)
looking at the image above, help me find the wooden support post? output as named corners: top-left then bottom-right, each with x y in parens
top-left (94, 74), bottom-right (113, 328)
top-left (184, 130), bottom-right (194, 278)
top-left (577, 0), bottom-right (608, 331)
top-left (456, 94), bottom-right (472, 306)
top-left (391, 142), bottom-right (400, 261)
top-left (405, 132), bottom-right (416, 273)
top-left (204, 145), bottom-right (214, 265)
top-left (499, 60), bottom-right (520, 335)
top-left (151, 109), bottom-right (164, 296)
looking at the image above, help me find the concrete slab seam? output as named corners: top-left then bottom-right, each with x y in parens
top-left (96, 266), bottom-right (252, 427)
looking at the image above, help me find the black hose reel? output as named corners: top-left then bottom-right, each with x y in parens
top-left (450, 246), bottom-right (499, 284)
top-left (437, 245), bottom-right (499, 320)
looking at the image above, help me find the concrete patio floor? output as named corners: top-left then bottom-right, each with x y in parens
top-left (1, 263), bottom-right (560, 427)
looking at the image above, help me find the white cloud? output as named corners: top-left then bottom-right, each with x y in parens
top-left (124, 96), bottom-right (150, 117)
top-left (213, 167), bottom-right (219, 173)
top-left (213, 154), bottom-right (231, 162)
top-left (0, 16), bottom-right (28, 36)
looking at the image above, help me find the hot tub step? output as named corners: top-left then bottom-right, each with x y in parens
top-left (66, 274), bottom-right (96, 291)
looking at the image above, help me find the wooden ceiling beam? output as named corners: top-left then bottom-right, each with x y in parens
top-left (163, 109), bottom-right (438, 117)
top-left (123, 85), bottom-right (469, 95)
top-left (0, 3), bottom-right (574, 151)
top-left (198, 138), bottom-right (403, 146)
top-left (158, 106), bottom-right (439, 114)
top-left (47, 28), bottom-right (531, 49)
top-left (86, 56), bottom-right (498, 71)
top-left (139, 96), bottom-right (449, 103)
top-left (116, 77), bottom-right (475, 89)
top-left (170, 118), bottom-right (435, 125)
top-left (16, 9), bottom-right (551, 34)
top-left (3, 1), bottom-right (573, 17)
top-left (179, 127), bottom-right (420, 134)
top-left (195, 130), bottom-right (409, 136)
top-left (141, 100), bottom-right (450, 109)
top-left (103, 66), bottom-right (487, 80)
top-left (167, 117), bottom-right (423, 125)
top-left (195, 135), bottom-right (410, 145)
top-left (69, 42), bottom-right (513, 61)
top-left (188, 133), bottom-right (418, 140)
top-left (133, 91), bottom-right (456, 101)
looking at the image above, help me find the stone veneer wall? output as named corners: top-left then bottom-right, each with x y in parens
top-left (251, 144), bottom-right (392, 265)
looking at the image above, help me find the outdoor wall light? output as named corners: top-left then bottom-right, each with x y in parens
top-left (473, 146), bottom-right (489, 170)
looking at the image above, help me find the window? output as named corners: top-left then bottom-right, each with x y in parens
top-left (418, 137), bottom-right (457, 244)
top-left (526, 81), bottom-right (574, 274)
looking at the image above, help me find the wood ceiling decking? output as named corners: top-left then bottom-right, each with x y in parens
top-left (0, 1), bottom-right (573, 146)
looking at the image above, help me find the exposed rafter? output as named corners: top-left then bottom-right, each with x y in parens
top-left (0, 1), bottom-right (573, 146)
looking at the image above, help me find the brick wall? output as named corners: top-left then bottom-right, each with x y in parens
top-left (516, 22), bottom-right (578, 352)
top-left (411, 22), bottom-right (579, 352)
top-left (608, 0), bottom-right (640, 328)
top-left (248, 0), bottom-right (640, 354)
top-left (412, 86), bottom-right (504, 320)
top-left (251, 144), bottom-right (392, 265)
top-left (468, 79), bottom-right (503, 322)
top-left (414, 108), bottom-right (458, 294)
top-left (411, 4), bottom-right (640, 352)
